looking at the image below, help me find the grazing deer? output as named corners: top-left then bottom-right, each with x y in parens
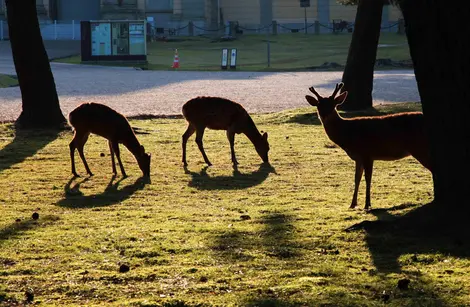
top-left (68, 102), bottom-right (151, 178)
top-left (305, 83), bottom-right (431, 210)
top-left (182, 96), bottom-right (270, 166)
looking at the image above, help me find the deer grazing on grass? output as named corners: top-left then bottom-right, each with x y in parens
top-left (182, 96), bottom-right (270, 166)
top-left (68, 102), bottom-right (151, 178)
top-left (305, 83), bottom-right (432, 210)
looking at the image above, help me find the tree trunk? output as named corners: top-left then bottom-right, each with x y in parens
top-left (339, 0), bottom-right (384, 111)
top-left (6, 0), bottom-right (66, 129)
top-left (398, 1), bottom-right (470, 207)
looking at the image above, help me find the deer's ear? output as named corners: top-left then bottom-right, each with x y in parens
top-left (335, 91), bottom-right (348, 105)
top-left (305, 95), bottom-right (318, 107)
top-left (263, 132), bottom-right (268, 140)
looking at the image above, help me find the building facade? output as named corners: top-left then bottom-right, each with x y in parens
top-left (0, 0), bottom-right (402, 31)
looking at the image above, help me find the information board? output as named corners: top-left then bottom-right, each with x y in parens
top-left (81, 20), bottom-right (147, 63)
top-left (129, 23), bottom-right (145, 55)
top-left (91, 22), bottom-right (111, 56)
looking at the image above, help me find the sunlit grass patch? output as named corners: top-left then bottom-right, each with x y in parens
top-left (1, 104), bottom-right (467, 306)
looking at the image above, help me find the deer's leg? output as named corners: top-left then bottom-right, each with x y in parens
top-left (69, 132), bottom-right (80, 177)
top-left (364, 159), bottom-right (374, 210)
top-left (182, 124), bottom-right (196, 166)
top-left (111, 141), bottom-right (127, 177)
top-left (74, 132), bottom-right (93, 176)
top-left (226, 128), bottom-right (238, 165)
top-left (195, 127), bottom-right (212, 166)
top-left (108, 140), bottom-right (117, 175)
top-left (350, 160), bottom-right (364, 209)
top-left (409, 144), bottom-right (432, 172)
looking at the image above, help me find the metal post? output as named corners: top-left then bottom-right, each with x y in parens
top-left (0, 21), bottom-right (3, 41)
top-left (54, 20), bottom-right (57, 40)
top-left (72, 20), bottom-right (75, 40)
top-left (304, 8), bottom-right (307, 34)
top-left (266, 27), bottom-right (270, 68)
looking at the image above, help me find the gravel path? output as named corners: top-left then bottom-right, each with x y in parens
top-left (0, 62), bottom-right (419, 123)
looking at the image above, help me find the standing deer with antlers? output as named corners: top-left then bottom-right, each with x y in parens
top-left (305, 83), bottom-right (432, 210)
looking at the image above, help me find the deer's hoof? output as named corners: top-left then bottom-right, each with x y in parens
top-left (72, 172), bottom-right (80, 178)
top-left (349, 203), bottom-right (357, 209)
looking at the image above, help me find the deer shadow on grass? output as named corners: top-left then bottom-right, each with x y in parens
top-left (0, 128), bottom-right (61, 174)
top-left (184, 163), bottom-right (276, 191)
top-left (346, 201), bottom-right (470, 274)
top-left (56, 175), bottom-right (149, 208)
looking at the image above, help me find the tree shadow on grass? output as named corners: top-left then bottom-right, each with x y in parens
top-left (211, 212), bottom-right (302, 262)
top-left (346, 201), bottom-right (470, 274)
top-left (56, 175), bottom-right (149, 208)
top-left (211, 229), bottom-right (257, 262)
top-left (342, 201), bottom-right (464, 305)
top-left (0, 215), bottom-right (60, 247)
top-left (242, 297), bottom-right (303, 307)
top-left (0, 127), bottom-right (61, 174)
top-left (184, 163), bottom-right (276, 191)
top-left (288, 102), bottom-right (423, 126)
top-left (286, 108), bottom-right (387, 126)
top-left (258, 213), bottom-right (301, 259)
top-left (285, 112), bottom-right (321, 126)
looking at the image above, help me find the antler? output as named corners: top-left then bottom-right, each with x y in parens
top-left (310, 83), bottom-right (344, 100)
top-left (308, 86), bottom-right (323, 100)
top-left (331, 82), bottom-right (344, 98)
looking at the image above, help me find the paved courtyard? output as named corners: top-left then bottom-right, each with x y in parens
top-left (0, 41), bottom-right (419, 123)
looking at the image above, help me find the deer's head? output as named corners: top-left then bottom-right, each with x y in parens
top-left (305, 83), bottom-right (348, 121)
top-left (255, 132), bottom-right (270, 163)
top-left (137, 145), bottom-right (151, 177)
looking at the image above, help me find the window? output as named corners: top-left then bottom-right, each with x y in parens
top-left (146, 0), bottom-right (173, 11)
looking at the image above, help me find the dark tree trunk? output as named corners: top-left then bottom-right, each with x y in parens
top-left (339, 0), bottom-right (384, 111)
top-left (49, 0), bottom-right (58, 20)
top-left (6, 0), bottom-right (66, 129)
top-left (398, 1), bottom-right (470, 207)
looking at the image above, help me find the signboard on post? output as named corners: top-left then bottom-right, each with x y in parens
top-left (230, 48), bottom-right (237, 69)
top-left (221, 48), bottom-right (228, 69)
top-left (300, 0), bottom-right (310, 7)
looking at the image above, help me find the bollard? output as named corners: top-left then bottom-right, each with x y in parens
top-left (397, 18), bottom-right (405, 35)
top-left (188, 21), bottom-right (194, 36)
top-left (314, 21), bottom-right (320, 35)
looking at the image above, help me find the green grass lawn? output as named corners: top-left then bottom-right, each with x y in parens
top-left (55, 32), bottom-right (410, 71)
top-left (1, 103), bottom-right (468, 306)
top-left (0, 74), bottom-right (19, 88)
